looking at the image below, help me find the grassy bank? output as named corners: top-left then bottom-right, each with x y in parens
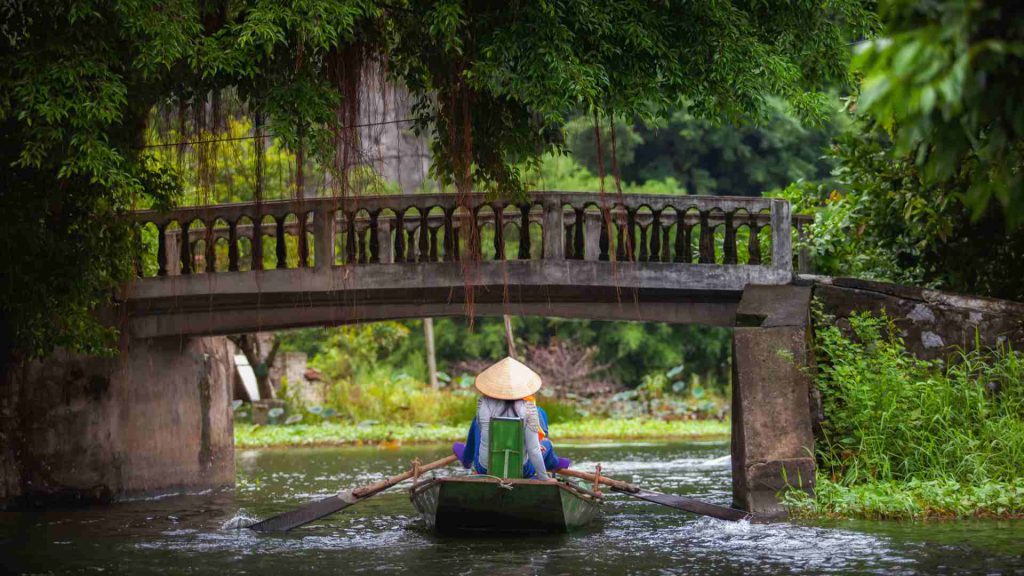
top-left (786, 478), bottom-right (1024, 520)
top-left (234, 418), bottom-right (729, 449)
top-left (786, 311), bottom-right (1024, 520)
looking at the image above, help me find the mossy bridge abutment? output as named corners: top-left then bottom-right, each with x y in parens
top-left (1, 191), bottom-right (821, 516)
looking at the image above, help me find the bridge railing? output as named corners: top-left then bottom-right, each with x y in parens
top-left (131, 192), bottom-right (809, 277)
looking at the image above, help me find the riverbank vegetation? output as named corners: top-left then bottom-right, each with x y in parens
top-left (784, 312), bottom-right (1024, 519)
top-left (234, 317), bottom-right (731, 447)
top-left (235, 418), bottom-right (730, 449)
top-left (781, 1), bottom-right (1024, 302)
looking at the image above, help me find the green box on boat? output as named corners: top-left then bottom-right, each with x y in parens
top-left (489, 417), bottom-right (524, 478)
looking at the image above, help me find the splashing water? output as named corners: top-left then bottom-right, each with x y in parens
top-left (220, 509), bottom-right (259, 530)
top-left (1, 440), bottom-right (1022, 575)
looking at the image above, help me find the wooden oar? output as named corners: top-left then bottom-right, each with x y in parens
top-left (556, 467), bottom-right (752, 522)
top-left (249, 454), bottom-right (458, 532)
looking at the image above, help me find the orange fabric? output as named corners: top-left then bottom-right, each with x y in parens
top-left (523, 395), bottom-right (545, 442)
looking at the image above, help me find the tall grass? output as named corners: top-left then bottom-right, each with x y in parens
top-left (816, 313), bottom-right (1023, 485)
top-left (789, 311), bottom-right (1024, 519)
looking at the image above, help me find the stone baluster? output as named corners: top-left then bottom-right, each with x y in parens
top-left (228, 220), bottom-right (240, 272)
top-left (673, 212), bottom-right (689, 263)
top-left (563, 215), bottom-right (574, 259)
top-left (157, 222), bottom-right (168, 276)
top-left (615, 211), bottom-right (626, 262)
top-left (394, 212), bottom-right (406, 263)
top-left (252, 215), bottom-right (264, 271)
top-left (638, 214), bottom-right (649, 262)
top-left (649, 210), bottom-right (662, 262)
top-left (493, 205), bottom-right (505, 260)
top-left (747, 213), bottom-right (761, 265)
top-left (298, 212), bottom-right (310, 268)
top-left (598, 208), bottom-right (610, 261)
top-left (344, 212), bottom-right (357, 264)
top-left (418, 210), bottom-right (429, 263)
top-left (518, 205), bottom-right (531, 259)
top-left (723, 212), bottom-right (737, 265)
top-left (451, 211), bottom-right (462, 261)
top-left (205, 223), bottom-right (216, 273)
top-left (369, 211), bottom-right (380, 264)
top-left (443, 209), bottom-right (455, 262)
top-left (699, 211), bottom-right (714, 264)
top-left (626, 209), bottom-right (637, 262)
top-left (429, 222), bottom-right (439, 262)
top-left (356, 220), bottom-right (368, 264)
top-left (542, 198), bottom-right (563, 260)
top-left (661, 222), bottom-right (671, 262)
top-left (180, 224), bottom-right (192, 275)
top-left (275, 216), bottom-right (287, 269)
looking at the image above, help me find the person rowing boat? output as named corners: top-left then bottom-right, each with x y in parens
top-left (455, 356), bottom-right (565, 482)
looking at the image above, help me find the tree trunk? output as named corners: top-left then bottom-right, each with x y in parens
top-left (258, 338), bottom-right (282, 400)
top-left (229, 333), bottom-right (279, 400)
top-left (424, 318), bottom-right (438, 389)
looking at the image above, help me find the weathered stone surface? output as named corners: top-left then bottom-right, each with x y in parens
top-left (0, 336), bottom-right (234, 507)
top-left (735, 284), bottom-right (811, 327)
top-left (731, 285), bottom-right (815, 517)
top-left (124, 261), bottom-right (788, 338)
top-left (809, 276), bottom-right (1024, 361)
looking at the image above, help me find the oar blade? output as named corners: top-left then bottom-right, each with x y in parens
top-left (249, 491), bottom-right (359, 532)
top-left (624, 489), bottom-right (752, 522)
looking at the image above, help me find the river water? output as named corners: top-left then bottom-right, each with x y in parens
top-left (2, 440), bottom-right (1022, 575)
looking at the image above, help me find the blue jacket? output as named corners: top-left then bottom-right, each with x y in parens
top-left (460, 406), bottom-right (559, 478)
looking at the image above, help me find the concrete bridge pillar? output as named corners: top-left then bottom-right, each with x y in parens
top-left (730, 284), bottom-right (815, 517)
top-left (0, 336), bottom-right (234, 507)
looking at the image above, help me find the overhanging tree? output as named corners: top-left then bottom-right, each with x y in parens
top-left (854, 0), bottom-right (1024, 226)
top-left (0, 0), bottom-right (875, 360)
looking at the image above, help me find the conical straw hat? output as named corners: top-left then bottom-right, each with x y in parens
top-left (474, 356), bottom-right (542, 400)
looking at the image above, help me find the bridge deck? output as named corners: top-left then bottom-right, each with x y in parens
top-left (126, 192), bottom-right (805, 337)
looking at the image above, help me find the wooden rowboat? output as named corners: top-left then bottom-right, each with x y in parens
top-left (409, 475), bottom-right (603, 534)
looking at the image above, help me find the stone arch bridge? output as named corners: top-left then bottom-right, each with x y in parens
top-left (112, 191), bottom-right (815, 516)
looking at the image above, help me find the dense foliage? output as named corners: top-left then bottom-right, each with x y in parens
top-left (282, 316), bottom-right (733, 393)
top-left (854, 0), bottom-right (1024, 227)
top-left (1, 0), bottom-right (873, 360)
top-left (780, 0), bottom-right (1024, 302)
top-left (785, 311), bottom-right (1024, 518)
top-left (564, 101), bottom-right (838, 197)
top-left (781, 121), bottom-right (1024, 301)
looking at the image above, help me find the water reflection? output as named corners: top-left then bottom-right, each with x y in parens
top-left (1, 440), bottom-right (1021, 575)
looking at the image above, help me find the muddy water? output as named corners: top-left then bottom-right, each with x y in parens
top-left (2, 440), bottom-right (1022, 575)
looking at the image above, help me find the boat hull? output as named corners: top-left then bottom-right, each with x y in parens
top-left (410, 476), bottom-right (601, 534)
